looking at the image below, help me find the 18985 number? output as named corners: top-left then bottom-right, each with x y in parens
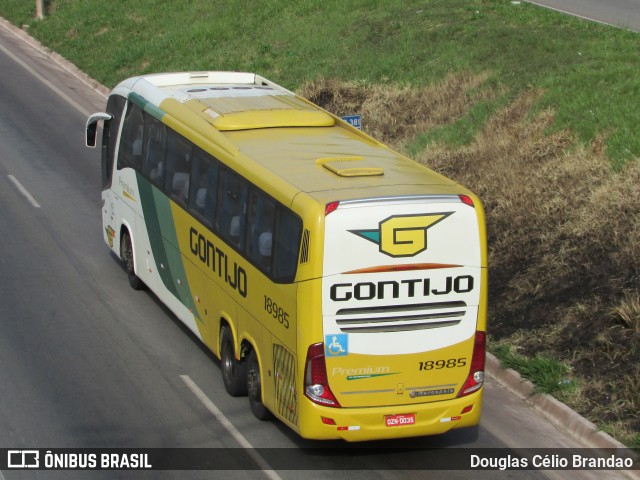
top-left (418, 358), bottom-right (467, 370)
top-left (264, 295), bottom-right (290, 329)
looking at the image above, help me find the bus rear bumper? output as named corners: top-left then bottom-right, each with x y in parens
top-left (297, 389), bottom-right (483, 441)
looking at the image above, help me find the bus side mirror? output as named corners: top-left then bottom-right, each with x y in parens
top-left (86, 112), bottom-right (113, 147)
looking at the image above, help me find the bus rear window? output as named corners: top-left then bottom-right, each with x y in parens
top-left (273, 208), bottom-right (302, 283)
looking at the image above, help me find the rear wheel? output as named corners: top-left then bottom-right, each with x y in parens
top-left (247, 349), bottom-right (273, 420)
top-left (220, 326), bottom-right (247, 396)
top-left (120, 230), bottom-right (145, 290)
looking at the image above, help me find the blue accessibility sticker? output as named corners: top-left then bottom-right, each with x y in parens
top-left (325, 334), bottom-right (349, 357)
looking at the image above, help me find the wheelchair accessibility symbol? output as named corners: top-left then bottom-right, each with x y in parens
top-left (325, 334), bottom-right (349, 357)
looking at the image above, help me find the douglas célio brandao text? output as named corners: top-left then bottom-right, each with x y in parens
top-left (469, 453), bottom-right (635, 470)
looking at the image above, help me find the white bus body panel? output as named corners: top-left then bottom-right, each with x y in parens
top-left (322, 196), bottom-right (482, 356)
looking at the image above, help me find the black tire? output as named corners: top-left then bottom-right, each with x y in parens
top-left (247, 349), bottom-right (274, 420)
top-left (220, 326), bottom-right (247, 397)
top-left (120, 230), bottom-right (145, 290)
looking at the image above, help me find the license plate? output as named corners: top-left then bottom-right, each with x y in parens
top-left (385, 413), bottom-right (416, 427)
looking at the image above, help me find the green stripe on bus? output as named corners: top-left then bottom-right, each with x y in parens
top-left (130, 92), bottom-right (166, 122)
top-left (137, 173), bottom-right (202, 323)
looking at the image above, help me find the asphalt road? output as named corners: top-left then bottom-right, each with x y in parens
top-left (524, 0), bottom-right (640, 31)
top-left (0, 18), bottom-right (631, 480)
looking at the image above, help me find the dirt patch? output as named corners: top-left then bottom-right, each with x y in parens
top-left (300, 77), bottom-right (640, 444)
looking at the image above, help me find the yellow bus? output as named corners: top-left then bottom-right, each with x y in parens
top-left (86, 71), bottom-right (487, 441)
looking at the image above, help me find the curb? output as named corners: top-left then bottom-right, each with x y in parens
top-left (0, 16), bottom-right (109, 98)
top-left (486, 353), bottom-right (628, 450)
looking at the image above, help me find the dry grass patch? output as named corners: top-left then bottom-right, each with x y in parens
top-left (301, 75), bottom-right (640, 445)
top-left (297, 72), bottom-right (494, 143)
top-left (418, 90), bottom-right (640, 444)
top-left (611, 291), bottom-right (640, 335)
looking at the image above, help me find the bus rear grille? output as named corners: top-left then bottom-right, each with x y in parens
top-left (335, 301), bottom-right (466, 333)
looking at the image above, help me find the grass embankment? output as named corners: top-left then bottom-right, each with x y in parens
top-left (1, 0), bottom-right (638, 446)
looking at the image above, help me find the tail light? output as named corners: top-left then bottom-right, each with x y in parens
top-left (459, 195), bottom-right (475, 207)
top-left (304, 343), bottom-right (341, 407)
top-left (325, 201), bottom-right (340, 215)
top-left (457, 331), bottom-right (486, 397)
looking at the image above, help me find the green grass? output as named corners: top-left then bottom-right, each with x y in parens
top-left (407, 98), bottom-right (501, 156)
top-left (491, 343), bottom-right (579, 398)
top-left (0, 0), bottom-right (638, 165)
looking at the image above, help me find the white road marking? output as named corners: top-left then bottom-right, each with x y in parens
top-left (180, 375), bottom-right (282, 480)
top-left (8, 175), bottom-right (41, 208)
top-left (0, 41), bottom-right (92, 117)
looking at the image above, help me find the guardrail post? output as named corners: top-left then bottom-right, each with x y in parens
top-left (35, 0), bottom-right (45, 20)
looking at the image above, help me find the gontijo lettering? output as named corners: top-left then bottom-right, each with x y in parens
top-left (189, 226), bottom-right (247, 298)
top-left (330, 275), bottom-right (474, 301)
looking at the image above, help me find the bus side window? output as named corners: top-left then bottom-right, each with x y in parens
top-left (273, 208), bottom-right (302, 283)
top-left (117, 102), bottom-right (144, 171)
top-left (216, 169), bottom-right (247, 250)
top-left (164, 130), bottom-right (192, 205)
top-left (246, 190), bottom-right (275, 273)
top-left (189, 148), bottom-right (218, 228)
top-left (143, 116), bottom-right (167, 188)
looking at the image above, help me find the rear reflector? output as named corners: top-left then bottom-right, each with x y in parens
top-left (321, 416), bottom-right (336, 425)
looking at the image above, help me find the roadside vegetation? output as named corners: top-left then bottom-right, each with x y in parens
top-left (301, 78), bottom-right (640, 447)
top-left (1, 0), bottom-right (638, 446)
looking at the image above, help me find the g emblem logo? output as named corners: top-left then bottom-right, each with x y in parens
top-left (350, 213), bottom-right (452, 258)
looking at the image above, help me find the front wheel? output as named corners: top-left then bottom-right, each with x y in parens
top-left (247, 349), bottom-right (274, 420)
top-left (120, 230), bottom-right (145, 290)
